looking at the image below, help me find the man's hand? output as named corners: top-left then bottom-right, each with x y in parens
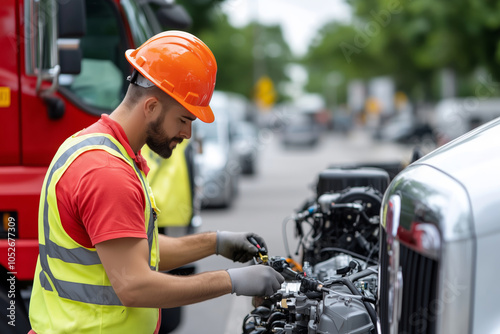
top-left (227, 265), bottom-right (284, 296)
top-left (216, 231), bottom-right (267, 262)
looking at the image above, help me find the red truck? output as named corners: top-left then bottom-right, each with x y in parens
top-left (0, 0), bottom-right (194, 332)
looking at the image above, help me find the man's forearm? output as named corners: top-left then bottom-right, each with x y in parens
top-left (98, 234), bottom-right (281, 309)
top-left (121, 269), bottom-right (232, 308)
top-left (158, 232), bottom-right (217, 271)
top-left (97, 236), bottom-right (231, 308)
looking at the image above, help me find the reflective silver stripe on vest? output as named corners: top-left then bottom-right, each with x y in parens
top-left (39, 270), bottom-right (52, 292)
top-left (44, 240), bottom-right (101, 265)
top-left (40, 136), bottom-right (156, 306)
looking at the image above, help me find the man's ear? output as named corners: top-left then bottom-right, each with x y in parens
top-left (143, 96), bottom-right (160, 120)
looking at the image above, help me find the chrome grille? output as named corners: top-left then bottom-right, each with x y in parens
top-left (399, 241), bottom-right (439, 334)
top-left (379, 228), bottom-right (439, 334)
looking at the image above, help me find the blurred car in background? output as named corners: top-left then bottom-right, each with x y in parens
top-left (374, 111), bottom-right (435, 145)
top-left (433, 97), bottom-right (500, 146)
top-left (194, 91), bottom-right (241, 208)
top-left (331, 109), bottom-right (354, 134)
top-left (231, 120), bottom-right (259, 175)
top-left (281, 114), bottom-right (321, 148)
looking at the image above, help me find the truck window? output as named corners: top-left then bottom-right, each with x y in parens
top-left (59, 0), bottom-right (130, 112)
top-left (120, 0), bottom-right (157, 46)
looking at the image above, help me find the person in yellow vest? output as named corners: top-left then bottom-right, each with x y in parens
top-left (142, 141), bottom-right (195, 230)
top-left (142, 141), bottom-right (197, 334)
top-left (28, 31), bottom-right (284, 334)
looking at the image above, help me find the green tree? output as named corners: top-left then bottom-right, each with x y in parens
top-left (304, 0), bottom-right (500, 104)
top-left (197, 13), bottom-right (293, 101)
top-left (180, 0), bottom-right (226, 34)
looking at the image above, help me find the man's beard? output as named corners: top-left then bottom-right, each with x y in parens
top-left (145, 116), bottom-right (183, 159)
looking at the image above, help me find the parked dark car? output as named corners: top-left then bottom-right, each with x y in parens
top-left (281, 115), bottom-right (321, 148)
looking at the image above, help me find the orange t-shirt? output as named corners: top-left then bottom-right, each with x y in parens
top-left (56, 114), bottom-right (150, 247)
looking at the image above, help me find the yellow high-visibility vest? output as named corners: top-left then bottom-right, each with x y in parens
top-left (29, 132), bottom-right (159, 334)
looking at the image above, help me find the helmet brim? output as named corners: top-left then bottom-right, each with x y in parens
top-left (181, 103), bottom-right (215, 124)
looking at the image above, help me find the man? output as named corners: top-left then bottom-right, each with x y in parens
top-left (28, 31), bottom-right (284, 334)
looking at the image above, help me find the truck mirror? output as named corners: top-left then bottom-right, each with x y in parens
top-left (57, 0), bottom-right (85, 75)
top-left (24, 0), bottom-right (85, 98)
top-left (58, 40), bottom-right (82, 75)
top-left (58, 0), bottom-right (86, 38)
top-left (44, 96), bottom-right (65, 120)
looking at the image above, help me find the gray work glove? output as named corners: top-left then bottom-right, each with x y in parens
top-left (227, 265), bottom-right (285, 296)
top-left (216, 231), bottom-right (267, 262)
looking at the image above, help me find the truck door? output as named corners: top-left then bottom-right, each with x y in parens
top-left (0, 0), bottom-right (21, 165)
top-left (20, 0), bottom-right (132, 166)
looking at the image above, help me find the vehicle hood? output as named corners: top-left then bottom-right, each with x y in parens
top-left (411, 117), bottom-right (500, 236)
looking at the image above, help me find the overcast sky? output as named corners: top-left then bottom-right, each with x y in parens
top-left (220, 0), bottom-right (352, 56)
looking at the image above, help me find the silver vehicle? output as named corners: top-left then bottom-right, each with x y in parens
top-left (232, 120), bottom-right (259, 175)
top-left (378, 117), bottom-right (500, 333)
top-left (194, 91), bottom-right (240, 208)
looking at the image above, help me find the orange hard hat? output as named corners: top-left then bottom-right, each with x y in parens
top-left (125, 31), bottom-right (217, 123)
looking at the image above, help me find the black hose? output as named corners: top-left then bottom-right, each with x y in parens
top-left (304, 291), bottom-right (323, 299)
top-left (347, 265), bottom-right (378, 282)
top-left (341, 278), bottom-right (378, 334)
top-left (242, 314), bottom-right (257, 334)
top-left (266, 312), bottom-right (286, 331)
top-left (270, 320), bottom-right (287, 330)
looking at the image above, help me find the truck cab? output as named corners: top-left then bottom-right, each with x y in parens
top-left (0, 0), bottom-right (194, 332)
